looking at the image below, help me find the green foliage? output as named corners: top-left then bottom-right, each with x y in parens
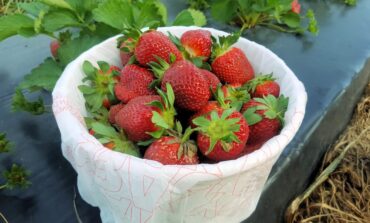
top-left (172, 8), bottom-right (206, 27)
top-left (187, 0), bottom-right (209, 10)
top-left (0, 133), bottom-right (12, 153)
top-left (1, 164), bottom-right (31, 190)
top-left (12, 88), bottom-right (46, 115)
top-left (208, 0), bottom-right (318, 35)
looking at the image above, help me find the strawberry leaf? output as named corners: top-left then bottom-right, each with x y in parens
top-left (12, 89), bottom-right (46, 115)
top-left (243, 107), bottom-right (263, 126)
top-left (0, 14), bottom-right (34, 41)
top-left (172, 9), bottom-right (206, 26)
top-left (42, 10), bottom-right (81, 32)
top-left (19, 58), bottom-right (62, 92)
top-left (82, 60), bottom-right (96, 77)
top-left (58, 35), bottom-right (103, 67)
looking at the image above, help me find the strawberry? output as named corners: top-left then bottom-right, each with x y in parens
top-left (199, 69), bottom-right (220, 92)
top-left (79, 61), bottom-right (120, 112)
top-left (211, 32), bottom-right (254, 85)
top-left (108, 103), bottom-right (125, 124)
top-left (180, 30), bottom-right (212, 61)
top-left (244, 74), bottom-right (280, 98)
top-left (220, 84), bottom-right (250, 111)
top-left (90, 121), bottom-right (140, 157)
top-left (116, 84), bottom-right (176, 142)
top-left (241, 95), bottom-right (289, 144)
top-left (114, 64), bottom-right (156, 104)
top-left (144, 124), bottom-right (199, 165)
top-left (118, 38), bottom-right (134, 66)
top-left (121, 29), bottom-right (183, 66)
top-left (291, 0), bottom-right (301, 14)
top-left (161, 60), bottom-right (210, 111)
top-left (193, 109), bottom-right (249, 161)
top-left (50, 40), bottom-right (60, 58)
top-left (150, 58), bottom-right (210, 111)
top-left (189, 101), bottom-right (223, 128)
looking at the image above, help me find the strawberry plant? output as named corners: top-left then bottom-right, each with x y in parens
top-left (0, 0), bottom-right (207, 115)
top-left (0, 132), bottom-right (31, 191)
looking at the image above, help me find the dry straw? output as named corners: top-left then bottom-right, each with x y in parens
top-left (286, 83), bottom-right (370, 223)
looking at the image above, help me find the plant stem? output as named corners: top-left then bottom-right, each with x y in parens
top-left (260, 22), bottom-right (297, 34)
top-left (0, 212), bottom-right (9, 223)
top-left (0, 184), bottom-right (7, 190)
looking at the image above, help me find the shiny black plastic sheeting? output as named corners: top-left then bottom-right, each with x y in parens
top-left (0, 1), bottom-right (370, 222)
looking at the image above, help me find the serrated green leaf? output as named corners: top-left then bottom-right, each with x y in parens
top-left (282, 12), bottom-right (300, 28)
top-left (92, 0), bottom-right (133, 30)
top-left (2, 164), bottom-right (31, 190)
top-left (0, 14), bottom-right (34, 41)
top-left (42, 10), bottom-right (81, 32)
top-left (12, 89), bottom-right (46, 115)
top-left (211, 0), bottom-right (237, 23)
top-left (17, 27), bottom-right (37, 38)
top-left (58, 35), bottom-right (103, 67)
top-left (19, 58), bottom-right (62, 92)
top-left (18, 2), bottom-right (50, 17)
top-left (40, 0), bottom-right (74, 12)
top-left (135, 0), bottom-right (167, 28)
top-left (172, 9), bottom-right (206, 26)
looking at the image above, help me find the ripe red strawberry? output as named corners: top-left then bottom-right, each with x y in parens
top-left (114, 64), bottom-right (156, 103)
top-left (211, 33), bottom-right (254, 85)
top-left (180, 30), bottom-right (212, 61)
top-left (122, 29), bottom-right (183, 66)
top-left (199, 69), bottom-right (220, 92)
top-left (159, 60), bottom-right (210, 111)
top-left (50, 40), bottom-right (60, 58)
top-left (244, 74), bottom-right (280, 98)
top-left (116, 84), bottom-right (177, 142)
top-left (193, 109), bottom-right (249, 161)
top-left (115, 95), bottom-right (160, 142)
top-left (291, 0), bottom-right (301, 14)
top-left (144, 132), bottom-right (199, 165)
top-left (241, 95), bottom-right (289, 144)
top-left (108, 103), bottom-right (125, 124)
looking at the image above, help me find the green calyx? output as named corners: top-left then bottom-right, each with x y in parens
top-left (147, 83), bottom-right (177, 139)
top-left (117, 27), bottom-right (143, 51)
top-left (90, 121), bottom-right (140, 157)
top-left (0, 133), bottom-right (12, 153)
top-left (212, 85), bottom-right (250, 111)
top-left (243, 94), bottom-right (289, 126)
top-left (211, 31), bottom-right (241, 61)
top-left (168, 121), bottom-right (198, 160)
top-left (148, 54), bottom-right (175, 88)
top-left (79, 60), bottom-right (119, 112)
top-left (192, 109), bottom-right (241, 154)
top-left (243, 73), bottom-right (276, 93)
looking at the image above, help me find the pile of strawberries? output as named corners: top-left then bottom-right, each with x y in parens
top-left (79, 28), bottom-right (289, 165)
